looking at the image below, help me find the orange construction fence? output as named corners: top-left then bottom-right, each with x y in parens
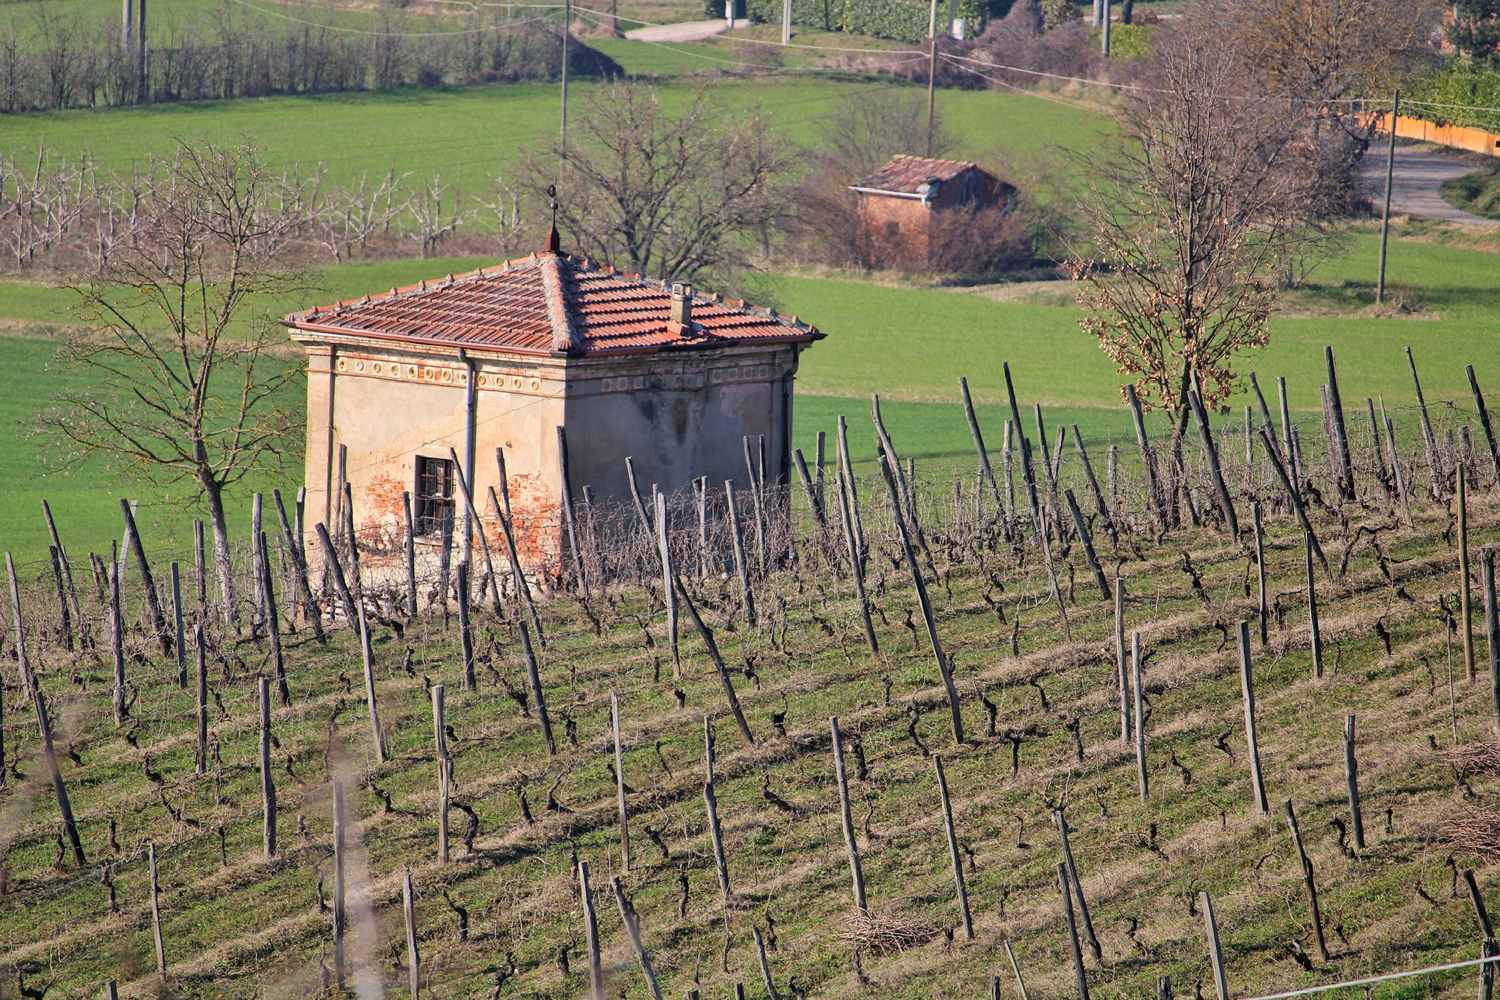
top-left (1362, 111), bottom-right (1500, 158)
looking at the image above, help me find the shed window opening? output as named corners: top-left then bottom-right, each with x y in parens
top-left (414, 456), bottom-right (456, 536)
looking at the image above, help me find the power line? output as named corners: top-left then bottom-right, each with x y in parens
top-left (225, 0), bottom-right (554, 36)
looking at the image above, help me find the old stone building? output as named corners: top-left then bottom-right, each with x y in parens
top-left (283, 232), bottom-right (822, 582)
top-left (850, 154), bottom-right (1008, 270)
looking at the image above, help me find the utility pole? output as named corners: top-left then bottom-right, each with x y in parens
top-left (925, 0), bottom-right (939, 156)
top-left (559, 0), bottom-right (571, 167)
top-left (1377, 90), bottom-right (1400, 305)
top-left (135, 0), bottom-right (146, 102)
top-left (781, 0), bottom-right (791, 45)
top-left (1101, 0), bottom-right (1110, 55)
top-left (122, 0), bottom-right (133, 49)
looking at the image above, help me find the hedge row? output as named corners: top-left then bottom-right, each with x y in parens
top-left (704, 0), bottom-right (988, 43)
top-left (1404, 62), bottom-right (1500, 135)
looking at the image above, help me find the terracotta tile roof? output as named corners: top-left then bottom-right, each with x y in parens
top-left (283, 253), bottom-right (822, 357)
top-left (851, 154), bottom-right (982, 195)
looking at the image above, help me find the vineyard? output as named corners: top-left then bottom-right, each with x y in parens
top-left (6, 349), bottom-right (1500, 1000)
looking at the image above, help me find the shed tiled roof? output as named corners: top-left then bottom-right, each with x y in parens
top-left (852, 154), bottom-right (982, 195)
top-left (284, 252), bottom-right (822, 357)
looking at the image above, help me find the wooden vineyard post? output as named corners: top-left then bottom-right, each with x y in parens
top-left (1259, 428), bottom-right (1329, 577)
top-left (1071, 425), bottom-right (1117, 545)
top-left (1054, 809), bottom-right (1101, 960)
top-left (793, 448), bottom-right (825, 533)
top-left (675, 576), bottom-right (755, 747)
top-left (725, 482), bottom-right (757, 626)
top-left (557, 427), bottom-right (587, 593)
top-left (333, 780), bottom-right (347, 991)
top-left (1058, 862), bottom-right (1091, 1000)
top-left (830, 717), bottom-right (868, 913)
top-left (835, 467), bottom-right (879, 653)
top-left (656, 491), bottom-right (679, 670)
top-left (42, 499), bottom-right (83, 645)
top-left (195, 625), bottom-right (208, 775)
top-left (433, 684), bottom-right (449, 864)
top-left (1464, 869), bottom-right (1499, 1000)
top-left (109, 562), bottom-right (126, 724)
top-left (1188, 389), bottom-right (1240, 538)
top-left (704, 778), bottom-right (731, 907)
top-left (105, 981), bottom-right (119, 1000)
top-left (357, 602), bottom-right (387, 761)
top-left (520, 620), bottom-right (555, 755)
top-left (170, 562), bottom-right (184, 685)
top-left (960, 377), bottom-right (1005, 511)
top-left (1005, 939), bottom-right (1031, 1000)
top-left (1133, 631), bottom-right (1148, 801)
top-left (491, 457), bottom-right (544, 642)
top-left (1116, 579), bottom-right (1129, 744)
top-left (1407, 346), bottom-right (1444, 497)
top-left (611, 876), bottom-right (666, 1000)
top-left (273, 488), bottom-right (323, 637)
top-left (1326, 346), bottom-right (1357, 502)
top-left (403, 869), bottom-right (420, 1000)
top-left (1065, 489), bottom-right (1110, 600)
top-left (1306, 530), bottom-right (1324, 678)
top-left (1469, 365), bottom-right (1500, 487)
top-left (1202, 891), bottom-right (1229, 1000)
top-left (259, 676), bottom-right (276, 858)
top-left (1237, 621), bottom-right (1270, 814)
top-left (1486, 546), bottom-right (1500, 734)
top-left (612, 692), bottom-right (631, 873)
top-left (149, 842), bottom-right (166, 979)
top-left (258, 533), bottom-right (289, 706)
top-left (1344, 714), bottom-right (1365, 850)
top-left (878, 449), bottom-right (965, 743)
top-left (754, 926), bottom-right (782, 1000)
top-left (1283, 799), bottom-right (1329, 961)
top-left (1253, 504), bottom-right (1267, 645)
top-left (578, 861), bottom-right (605, 1000)
top-left (934, 755), bottom-right (973, 939)
top-left (46, 545), bottom-right (74, 653)
top-left (119, 497), bottom-right (171, 656)
top-left (1463, 468), bottom-right (1477, 682)
top-left (314, 523), bottom-right (359, 626)
top-left (457, 562), bottom-right (475, 691)
top-left (402, 491), bottom-right (419, 617)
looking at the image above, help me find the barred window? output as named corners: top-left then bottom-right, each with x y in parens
top-left (414, 456), bottom-right (455, 537)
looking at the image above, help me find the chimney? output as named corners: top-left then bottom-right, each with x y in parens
top-left (669, 283), bottom-right (693, 333)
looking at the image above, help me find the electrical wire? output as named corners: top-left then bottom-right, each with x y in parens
top-left (225, 0), bottom-right (553, 36)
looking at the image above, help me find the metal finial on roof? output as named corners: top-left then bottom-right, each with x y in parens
top-left (544, 183), bottom-right (561, 255)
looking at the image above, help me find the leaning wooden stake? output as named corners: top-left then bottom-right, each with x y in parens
top-left (1072, 426), bottom-right (1118, 545)
top-left (1305, 530), bottom-right (1324, 678)
top-left (403, 869), bottom-right (420, 1000)
top-left (1058, 861), bottom-right (1091, 1000)
top-left (109, 562), bottom-right (126, 724)
top-left (675, 575), bottom-right (755, 747)
top-left (1283, 798), bottom-right (1330, 961)
top-left (830, 716), bottom-right (868, 912)
top-left (195, 625), bottom-right (208, 775)
top-left (1484, 547), bottom-right (1500, 734)
top-left (1325, 346), bottom-right (1357, 502)
top-left (754, 926), bottom-right (782, 1000)
top-left (1133, 631), bottom-right (1148, 801)
top-left (1259, 428), bottom-right (1329, 577)
top-left (456, 562), bottom-right (475, 692)
top-left (612, 876), bottom-right (666, 1000)
top-left (959, 376), bottom-right (1005, 512)
top-left (1253, 504), bottom-right (1268, 645)
top-left (1004, 939), bottom-right (1031, 1000)
top-left (260, 675), bottom-right (276, 858)
top-left (170, 562), bottom-right (184, 683)
top-left (934, 754), bottom-right (973, 940)
top-left (1202, 891), bottom-right (1229, 1000)
top-left (704, 778), bottom-right (732, 907)
top-left (520, 619), bottom-right (555, 754)
top-left (355, 603), bottom-right (387, 761)
top-left (725, 482), bottom-right (757, 626)
top-left (1189, 389), bottom-right (1240, 538)
top-left (313, 523), bottom-right (360, 626)
top-left (612, 693), bottom-right (631, 873)
top-left (1468, 365), bottom-right (1500, 487)
top-left (1116, 579), bottom-right (1129, 744)
top-left (1465, 869), bottom-right (1500, 1000)
top-left (878, 449), bottom-right (964, 744)
top-left (258, 533), bottom-right (289, 706)
top-left (1344, 715), bottom-right (1365, 850)
top-left (273, 488), bottom-right (323, 637)
top-left (1407, 346), bottom-right (1444, 496)
top-left (1065, 489), bottom-right (1110, 600)
top-left (578, 861), bottom-right (605, 1000)
top-left (1463, 469), bottom-right (1477, 682)
top-left (433, 685), bottom-right (449, 864)
top-left (401, 491), bottom-right (419, 617)
top-left (333, 780), bottom-right (347, 991)
top-left (1237, 621), bottom-right (1271, 814)
top-left (119, 498), bottom-right (171, 656)
top-left (655, 491), bottom-right (680, 670)
top-left (835, 469), bottom-right (878, 653)
top-left (149, 841), bottom-right (166, 978)
top-left (1054, 810), bottom-right (1101, 961)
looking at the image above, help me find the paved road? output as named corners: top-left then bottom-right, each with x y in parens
top-left (1362, 146), bottom-right (1497, 226)
top-left (625, 19), bottom-right (729, 42)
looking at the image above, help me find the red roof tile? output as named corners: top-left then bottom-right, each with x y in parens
top-left (851, 154), bottom-right (984, 195)
top-left (284, 253), bottom-right (822, 357)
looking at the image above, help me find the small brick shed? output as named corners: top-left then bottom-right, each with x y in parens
top-left (850, 154), bottom-right (1008, 270)
top-left (283, 235), bottom-right (823, 582)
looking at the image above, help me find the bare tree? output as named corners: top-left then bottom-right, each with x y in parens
top-left (404, 172), bottom-right (479, 259)
top-left (1069, 34), bottom-right (1337, 419)
top-left (38, 140), bottom-right (304, 623)
top-left (535, 82), bottom-right (791, 285)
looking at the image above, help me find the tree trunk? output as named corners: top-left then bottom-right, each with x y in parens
top-left (203, 478), bottom-right (237, 626)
